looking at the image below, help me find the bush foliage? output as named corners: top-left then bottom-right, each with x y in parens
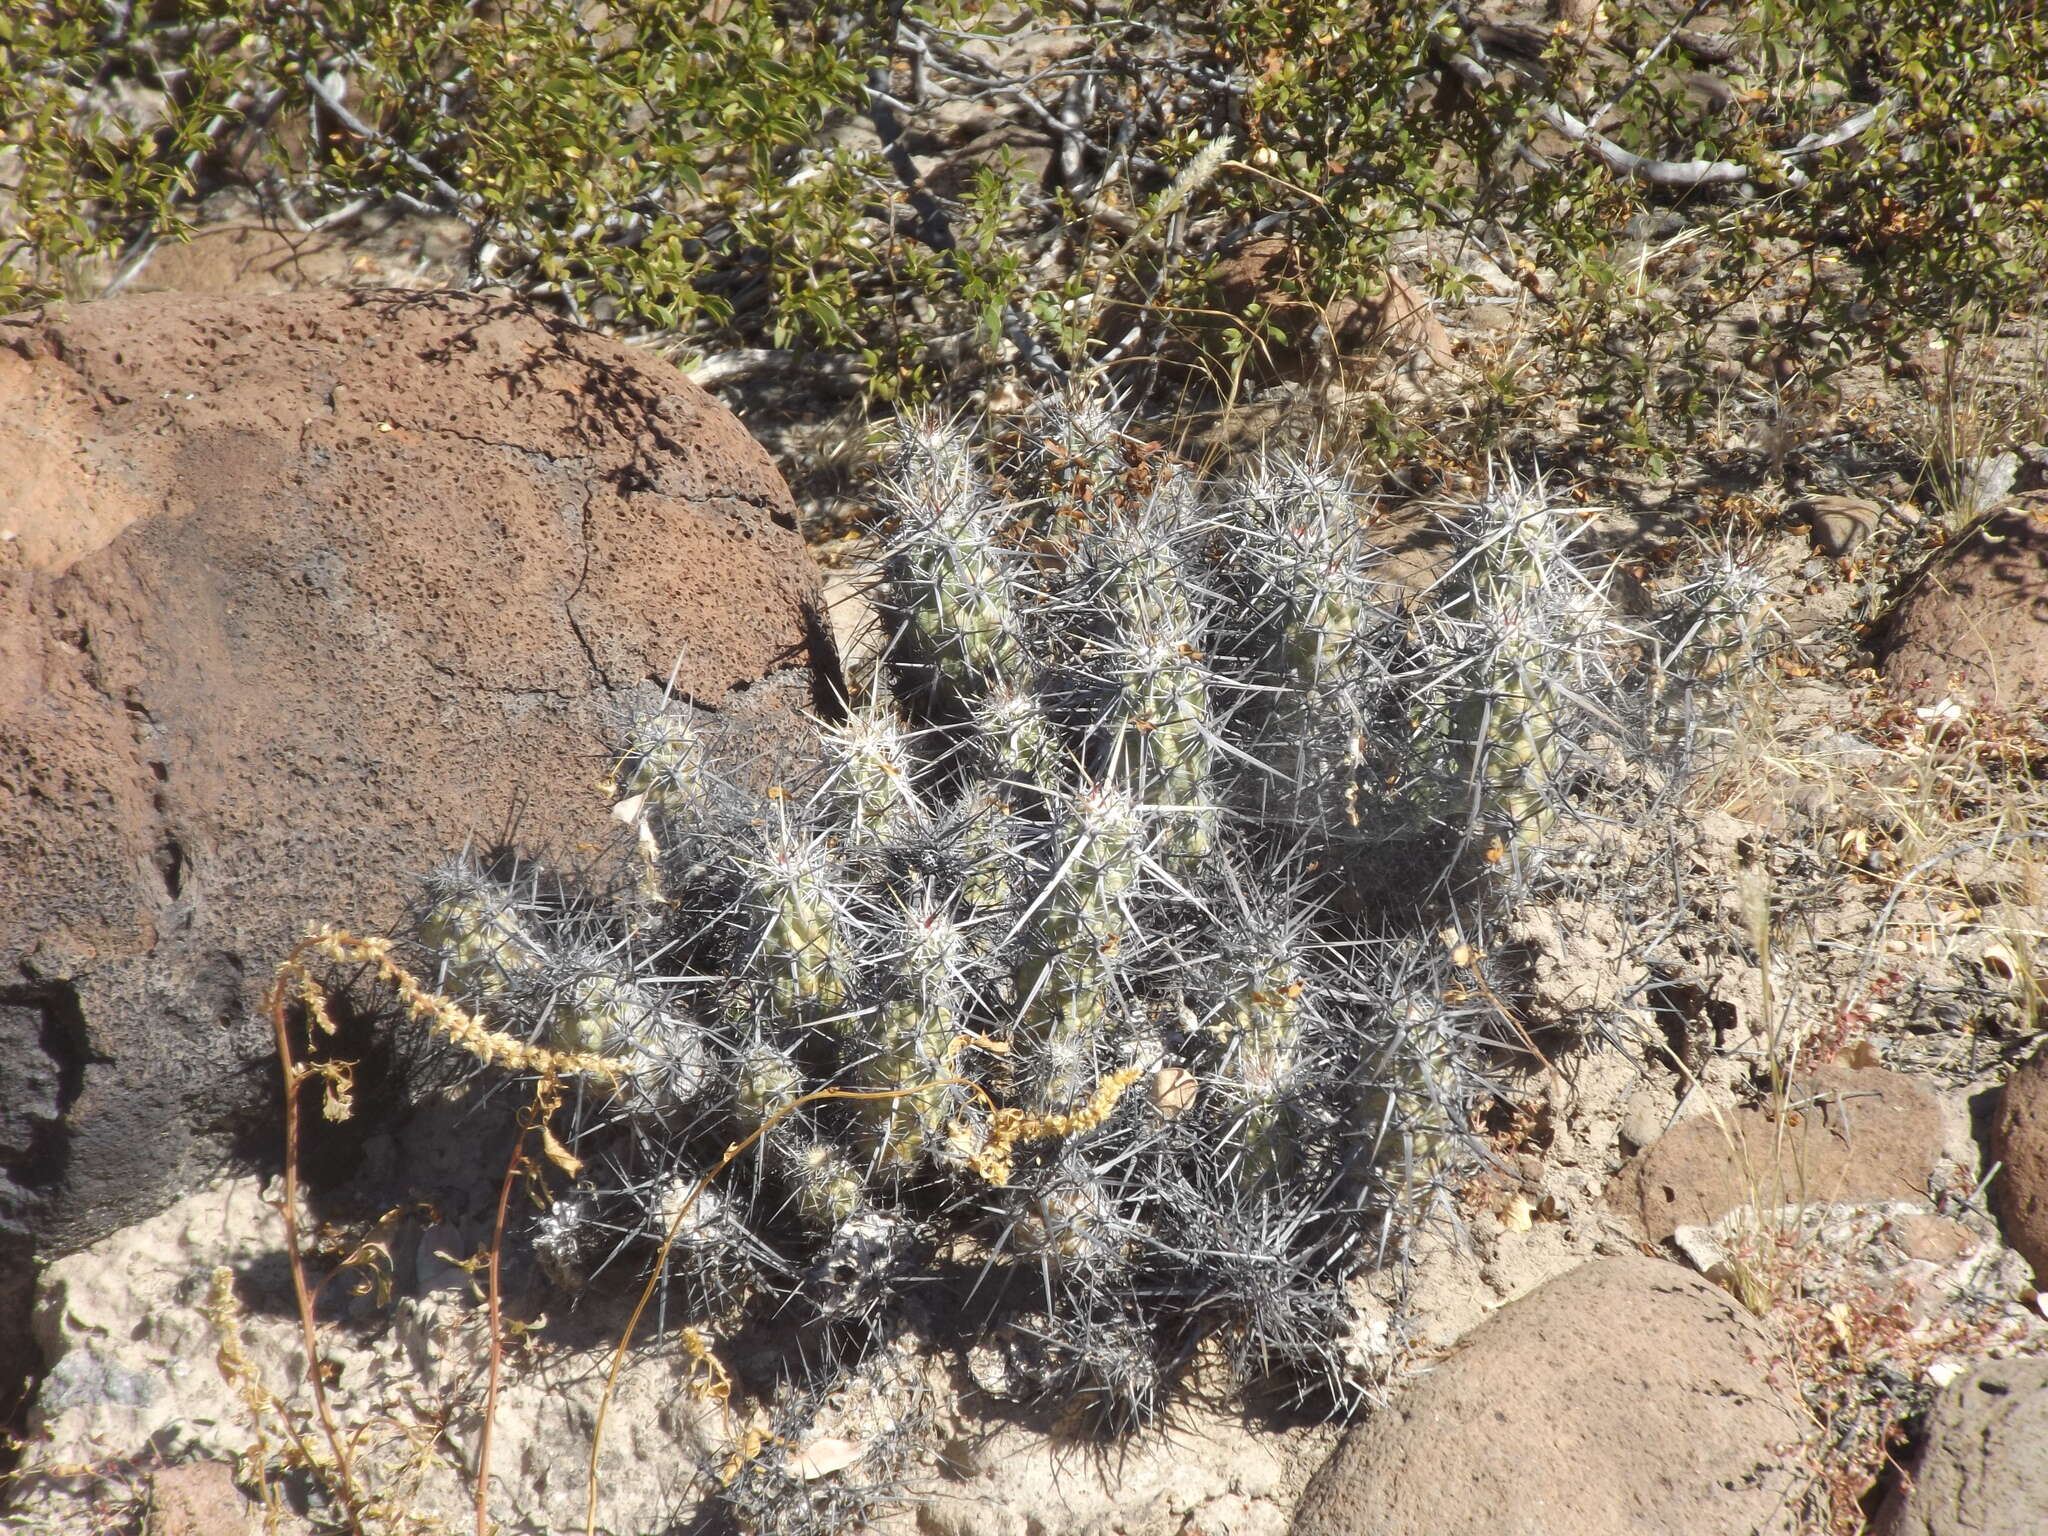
top-left (4, 1), bottom-right (2043, 423)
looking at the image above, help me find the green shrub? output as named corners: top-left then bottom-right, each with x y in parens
top-left (7, 3), bottom-right (2040, 430)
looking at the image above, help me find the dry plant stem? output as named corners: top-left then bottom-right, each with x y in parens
top-left (476, 1106), bottom-right (534, 1536)
top-left (1746, 878), bottom-right (1795, 1185)
top-left (1458, 957), bottom-right (1556, 1076)
top-left (205, 1267), bottom-right (297, 1523)
top-left (267, 936), bottom-right (366, 1529)
top-left (298, 924), bottom-right (630, 1083)
top-left (263, 928), bottom-right (621, 1534)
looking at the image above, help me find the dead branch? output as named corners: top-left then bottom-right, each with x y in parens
top-left (1442, 44), bottom-right (1888, 190)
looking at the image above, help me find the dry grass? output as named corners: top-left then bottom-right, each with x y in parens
top-left (1633, 572), bottom-right (2048, 1535)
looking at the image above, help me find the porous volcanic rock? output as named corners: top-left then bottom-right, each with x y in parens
top-left (1875, 1356), bottom-right (2048, 1536)
top-left (1990, 1048), bottom-right (2048, 1279)
top-left (1290, 1255), bottom-right (1803, 1536)
top-left (1881, 508), bottom-right (2048, 710)
top-left (1608, 1064), bottom-right (1946, 1244)
top-left (0, 290), bottom-right (832, 1405)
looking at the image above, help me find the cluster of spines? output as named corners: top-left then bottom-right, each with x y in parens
top-left (1217, 452), bottom-right (1398, 832)
top-left (415, 861), bottom-right (546, 1001)
top-left (878, 411), bottom-right (1033, 713)
top-left (741, 817), bottom-right (859, 1026)
top-left (1375, 467), bottom-right (1629, 868)
top-left (1008, 782), bottom-right (1142, 1107)
top-left (406, 401), bottom-right (1763, 1446)
top-left (1080, 512), bottom-right (1219, 870)
top-left (851, 895), bottom-right (967, 1176)
top-left (818, 705), bottom-right (924, 847)
top-left (1655, 545), bottom-right (1775, 730)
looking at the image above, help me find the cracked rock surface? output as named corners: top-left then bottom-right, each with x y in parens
top-left (0, 290), bottom-right (833, 1413)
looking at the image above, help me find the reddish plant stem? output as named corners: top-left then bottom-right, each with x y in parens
top-left (266, 941), bottom-right (362, 1528)
top-left (475, 1110), bottom-right (531, 1536)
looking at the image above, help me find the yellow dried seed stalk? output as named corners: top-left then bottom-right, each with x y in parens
top-left (961, 1065), bottom-right (1142, 1186)
top-left (304, 926), bottom-right (628, 1082)
top-left (680, 1327), bottom-right (732, 1405)
top-left (718, 1426), bottom-right (779, 1487)
top-left (205, 1266), bottom-right (297, 1492)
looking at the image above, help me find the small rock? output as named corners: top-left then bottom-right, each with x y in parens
top-left (1937, 450), bottom-right (2021, 521)
top-left (145, 1461), bottom-right (259, 1536)
top-left (1881, 511), bottom-right (2048, 710)
top-left (1893, 1211), bottom-right (1973, 1266)
top-left (1616, 1077), bottom-right (1688, 1155)
top-left (1991, 1050), bottom-right (2048, 1279)
top-left (1291, 1256), bottom-right (1802, 1536)
top-left (31, 1345), bottom-right (161, 1415)
top-left (1875, 1356), bottom-right (2048, 1536)
top-left (822, 573), bottom-right (885, 694)
top-left (1795, 493), bottom-right (1882, 557)
top-left (1327, 267), bottom-right (1454, 371)
top-left (1608, 1065), bottom-right (1946, 1244)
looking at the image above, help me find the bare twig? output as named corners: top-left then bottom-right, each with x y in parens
top-left (685, 348), bottom-right (869, 390)
top-left (302, 69), bottom-right (481, 215)
top-left (1442, 42), bottom-right (1889, 190)
top-left (475, 1098), bottom-right (535, 1536)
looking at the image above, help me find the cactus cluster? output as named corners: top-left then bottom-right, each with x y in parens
top-left (405, 398), bottom-right (1766, 1451)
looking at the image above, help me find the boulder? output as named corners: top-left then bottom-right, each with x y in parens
top-left (1881, 508), bottom-right (2048, 710)
top-left (1876, 1357), bottom-right (2048, 1536)
top-left (1204, 237), bottom-right (1452, 382)
top-left (1291, 1256), bottom-right (1803, 1536)
top-left (1608, 1064), bottom-right (1946, 1243)
top-left (116, 216), bottom-right (467, 300)
top-left (0, 290), bottom-right (833, 1407)
top-left (1990, 1048), bottom-right (2048, 1279)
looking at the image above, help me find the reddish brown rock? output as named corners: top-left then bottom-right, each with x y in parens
top-left (0, 290), bottom-right (832, 1402)
top-left (1990, 1049), bottom-right (2048, 1279)
top-left (1290, 1256), bottom-right (1802, 1536)
top-left (1876, 1356), bottom-right (2048, 1536)
top-left (116, 217), bottom-right (468, 300)
top-left (145, 1461), bottom-right (261, 1536)
top-left (1881, 509), bottom-right (2048, 710)
top-left (1205, 237), bottom-right (1452, 381)
top-left (1608, 1065), bottom-right (1946, 1243)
